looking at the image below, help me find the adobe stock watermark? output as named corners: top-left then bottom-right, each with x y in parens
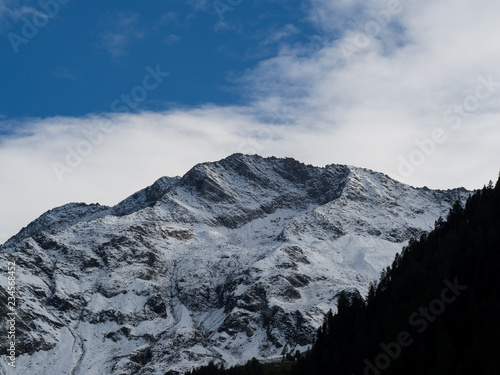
top-left (110, 65), bottom-right (170, 114)
top-left (397, 74), bottom-right (500, 179)
top-left (51, 64), bottom-right (169, 182)
top-left (5, 259), bottom-right (17, 368)
top-left (7, 0), bottom-right (72, 54)
top-left (213, 0), bottom-right (243, 21)
top-left (361, 277), bottom-right (467, 375)
top-left (238, 106), bottom-right (293, 155)
top-left (340, 0), bottom-right (412, 62)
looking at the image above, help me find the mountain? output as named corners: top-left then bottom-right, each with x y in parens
top-left (0, 154), bottom-right (470, 375)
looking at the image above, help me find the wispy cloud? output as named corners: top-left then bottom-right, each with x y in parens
top-left (98, 12), bottom-right (145, 59)
top-left (185, 0), bottom-right (210, 12)
top-left (159, 11), bottom-right (179, 26)
top-left (0, 0), bottom-right (48, 32)
top-left (163, 34), bottom-right (181, 45)
top-left (53, 66), bottom-right (77, 81)
top-left (255, 24), bottom-right (301, 48)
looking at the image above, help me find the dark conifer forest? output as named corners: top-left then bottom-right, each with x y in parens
top-left (187, 175), bottom-right (500, 375)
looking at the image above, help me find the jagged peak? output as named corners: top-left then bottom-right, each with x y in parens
top-left (180, 153), bottom-right (347, 189)
top-left (112, 175), bottom-right (180, 216)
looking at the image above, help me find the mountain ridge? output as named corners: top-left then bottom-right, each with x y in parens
top-left (4, 154), bottom-right (467, 247)
top-left (0, 154), bottom-right (471, 374)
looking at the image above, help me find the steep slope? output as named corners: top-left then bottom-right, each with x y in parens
top-left (0, 154), bottom-right (469, 374)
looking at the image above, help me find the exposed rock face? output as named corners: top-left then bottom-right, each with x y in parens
top-left (0, 154), bottom-right (469, 374)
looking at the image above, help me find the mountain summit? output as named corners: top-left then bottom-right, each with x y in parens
top-left (0, 154), bottom-right (469, 374)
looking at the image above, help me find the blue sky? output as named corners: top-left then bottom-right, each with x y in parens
top-left (1, 0), bottom-right (500, 243)
top-left (0, 0), bottom-right (316, 118)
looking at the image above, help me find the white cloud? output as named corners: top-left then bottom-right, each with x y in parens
top-left (239, 0), bottom-right (500, 182)
top-left (1, 0), bottom-right (500, 243)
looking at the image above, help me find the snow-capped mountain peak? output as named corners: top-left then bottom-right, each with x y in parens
top-left (0, 154), bottom-right (470, 374)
